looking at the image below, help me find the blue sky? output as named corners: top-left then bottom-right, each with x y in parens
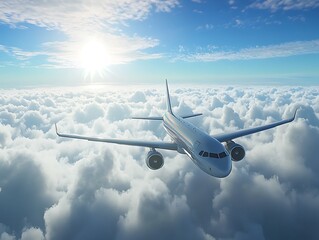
top-left (0, 0), bottom-right (319, 86)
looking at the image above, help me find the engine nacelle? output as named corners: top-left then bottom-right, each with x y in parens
top-left (225, 141), bottom-right (245, 162)
top-left (146, 149), bottom-right (164, 170)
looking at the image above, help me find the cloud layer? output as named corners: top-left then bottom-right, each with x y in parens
top-left (0, 85), bottom-right (319, 240)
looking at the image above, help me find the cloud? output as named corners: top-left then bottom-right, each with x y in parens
top-left (0, 0), bottom-right (179, 67)
top-left (43, 35), bottom-right (162, 67)
top-left (0, 45), bottom-right (9, 54)
top-left (21, 228), bottom-right (45, 240)
top-left (0, 85), bottom-right (318, 240)
top-left (0, 150), bottom-right (55, 236)
top-left (4, 37), bottom-right (160, 68)
top-left (196, 24), bottom-right (214, 31)
top-left (248, 0), bottom-right (319, 11)
top-left (129, 91), bottom-right (147, 103)
top-left (174, 39), bottom-right (319, 62)
top-left (73, 102), bottom-right (105, 123)
top-left (0, 1), bottom-right (179, 33)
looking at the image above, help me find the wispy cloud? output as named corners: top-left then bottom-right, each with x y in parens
top-left (0, 45), bottom-right (10, 57)
top-left (0, 1), bottom-right (179, 33)
top-left (0, 44), bottom-right (48, 67)
top-left (196, 23), bottom-right (214, 31)
top-left (174, 39), bottom-right (319, 62)
top-left (1, 36), bottom-right (162, 68)
top-left (0, 0), bottom-right (179, 68)
top-left (10, 47), bottom-right (47, 61)
top-left (42, 35), bottom-right (162, 68)
top-left (248, 0), bottom-right (319, 11)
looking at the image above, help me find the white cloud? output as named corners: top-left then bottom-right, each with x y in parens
top-left (41, 34), bottom-right (162, 68)
top-left (249, 0), bottom-right (319, 11)
top-left (0, 85), bottom-right (318, 240)
top-left (0, 0), bottom-right (179, 67)
top-left (20, 227), bottom-right (45, 240)
top-left (174, 39), bottom-right (319, 62)
top-left (0, 45), bottom-right (9, 54)
top-left (196, 24), bottom-right (214, 31)
top-left (0, 1), bottom-right (179, 33)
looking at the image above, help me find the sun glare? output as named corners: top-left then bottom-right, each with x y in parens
top-left (80, 39), bottom-right (109, 78)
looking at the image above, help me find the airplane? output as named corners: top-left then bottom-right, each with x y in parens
top-left (55, 80), bottom-right (297, 178)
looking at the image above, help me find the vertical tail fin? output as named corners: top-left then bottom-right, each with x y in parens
top-left (165, 79), bottom-right (173, 114)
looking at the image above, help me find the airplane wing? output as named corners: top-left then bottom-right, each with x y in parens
top-left (55, 124), bottom-right (178, 150)
top-left (213, 109), bottom-right (298, 143)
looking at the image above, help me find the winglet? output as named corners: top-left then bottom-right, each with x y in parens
top-left (165, 79), bottom-right (173, 114)
top-left (292, 107), bottom-right (299, 121)
top-left (55, 123), bottom-right (60, 136)
top-left (282, 107), bottom-right (299, 123)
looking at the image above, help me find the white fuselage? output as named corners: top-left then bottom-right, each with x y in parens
top-left (163, 112), bottom-right (232, 178)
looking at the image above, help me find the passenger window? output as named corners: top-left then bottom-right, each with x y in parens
top-left (219, 152), bottom-right (227, 158)
top-left (210, 153), bottom-right (218, 158)
top-left (199, 151), bottom-right (204, 156)
top-left (203, 152), bottom-right (208, 157)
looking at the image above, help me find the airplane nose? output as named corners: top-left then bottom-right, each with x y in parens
top-left (213, 156), bottom-right (232, 178)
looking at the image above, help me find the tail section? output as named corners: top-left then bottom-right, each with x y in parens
top-left (131, 80), bottom-right (172, 120)
top-left (132, 80), bottom-right (202, 120)
top-left (165, 79), bottom-right (173, 114)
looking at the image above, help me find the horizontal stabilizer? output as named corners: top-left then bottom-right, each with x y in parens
top-left (181, 113), bottom-right (203, 119)
top-left (132, 116), bottom-right (163, 120)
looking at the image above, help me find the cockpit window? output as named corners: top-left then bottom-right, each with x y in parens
top-left (199, 150), bottom-right (227, 159)
top-left (219, 152), bottom-right (227, 158)
top-left (209, 153), bottom-right (218, 158)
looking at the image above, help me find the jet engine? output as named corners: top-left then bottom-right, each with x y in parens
top-left (146, 149), bottom-right (164, 170)
top-left (225, 141), bottom-right (245, 162)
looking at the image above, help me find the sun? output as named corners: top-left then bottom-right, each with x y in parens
top-left (80, 38), bottom-right (109, 78)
